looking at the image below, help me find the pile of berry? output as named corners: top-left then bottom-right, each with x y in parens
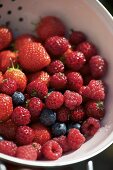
top-left (0, 16), bottom-right (107, 161)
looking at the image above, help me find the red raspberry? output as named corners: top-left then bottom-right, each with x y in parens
top-left (85, 101), bottom-right (105, 119)
top-left (11, 106), bottom-right (31, 126)
top-left (28, 97), bottom-right (43, 121)
top-left (36, 16), bottom-right (66, 41)
top-left (0, 119), bottom-right (17, 140)
top-left (70, 106), bottom-right (85, 122)
top-left (57, 106), bottom-right (70, 122)
top-left (67, 128), bottom-right (85, 150)
top-left (50, 72), bottom-right (67, 90)
top-left (53, 135), bottom-right (71, 152)
top-left (64, 51), bottom-right (86, 71)
top-left (0, 72), bottom-right (3, 84)
top-left (27, 81), bottom-right (48, 99)
top-left (45, 91), bottom-right (64, 109)
top-left (69, 31), bottom-right (86, 45)
top-left (89, 55), bottom-right (107, 78)
top-left (31, 123), bottom-right (51, 145)
top-left (42, 140), bottom-right (62, 160)
top-left (16, 126), bottom-right (35, 145)
top-left (67, 72), bottom-right (83, 91)
top-left (45, 36), bottom-right (70, 56)
top-left (46, 60), bottom-right (64, 75)
top-left (0, 140), bottom-right (17, 156)
top-left (0, 78), bottom-right (17, 95)
top-left (81, 117), bottom-right (100, 137)
top-left (64, 90), bottom-right (82, 110)
top-left (76, 41), bottom-right (97, 60)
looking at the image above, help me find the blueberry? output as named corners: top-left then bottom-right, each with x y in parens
top-left (67, 123), bottom-right (81, 132)
top-left (12, 91), bottom-right (25, 106)
top-left (52, 123), bottom-right (67, 137)
top-left (0, 136), bottom-right (4, 141)
top-left (40, 108), bottom-right (56, 126)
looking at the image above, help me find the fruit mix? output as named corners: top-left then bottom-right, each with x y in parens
top-left (0, 16), bottom-right (107, 161)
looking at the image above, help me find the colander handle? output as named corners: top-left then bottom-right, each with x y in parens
top-left (87, 160), bottom-right (94, 170)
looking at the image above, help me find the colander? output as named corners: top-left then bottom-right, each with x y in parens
top-left (0, 0), bottom-right (113, 168)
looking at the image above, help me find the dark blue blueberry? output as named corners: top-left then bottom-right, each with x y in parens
top-left (52, 123), bottom-right (67, 137)
top-left (48, 88), bottom-right (55, 93)
top-left (12, 91), bottom-right (25, 106)
top-left (40, 108), bottom-right (56, 126)
top-left (0, 136), bottom-right (4, 141)
top-left (67, 123), bottom-right (81, 132)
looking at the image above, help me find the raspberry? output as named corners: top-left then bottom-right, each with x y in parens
top-left (31, 123), bottom-right (51, 145)
top-left (69, 31), bottom-right (86, 45)
top-left (15, 126), bottom-right (35, 145)
top-left (52, 123), bottom-right (67, 137)
top-left (42, 140), bottom-right (62, 160)
top-left (85, 101), bottom-right (105, 119)
top-left (76, 41), bottom-right (97, 60)
top-left (64, 51), bottom-right (86, 71)
top-left (67, 72), bottom-right (83, 91)
top-left (89, 55), bottom-right (107, 78)
top-left (28, 97), bottom-right (43, 121)
top-left (64, 90), bottom-right (82, 110)
top-left (50, 72), bottom-right (67, 90)
top-left (11, 106), bottom-right (31, 126)
top-left (57, 106), bottom-right (70, 122)
top-left (27, 81), bottom-right (48, 99)
top-left (67, 128), bottom-right (85, 150)
top-left (46, 60), bottom-right (64, 75)
top-left (81, 117), bottom-right (100, 137)
top-left (53, 135), bottom-right (70, 152)
top-left (0, 140), bottom-right (17, 156)
top-left (45, 91), bottom-right (64, 109)
top-left (0, 72), bottom-right (3, 84)
top-left (45, 36), bottom-right (70, 56)
top-left (70, 106), bottom-right (85, 122)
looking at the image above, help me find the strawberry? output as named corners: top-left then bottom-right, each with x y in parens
top-left (18, 42), bottom-right (51, 72)
top-left (69, 31), bottom-right (86, 45)
top-left (4, 68), bottom-right (27, 92)
top-left (0, 94), bottom-right (13, 122)
top-left (0, 26), bottom-right (13, 50)
top-left (36, 16), bottom-right (66, 41)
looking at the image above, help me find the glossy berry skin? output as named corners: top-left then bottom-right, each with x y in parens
top-left (81, 117), bottom-right (100, 137)
top-left (0, 26), bottom-right (13, 50)
top-left (12, 91), bottom-right (25, 106)
top-left (64, 51), bottom-right (86, 71)
top-left (36, 16), bottom-right (66, 41)
top-left (67, 123), bottom-right (81, 132)
top-left (52, 123), bottom-right (67, 137)
top-left (70, 106), bottom-right (85, 122)
top-left (40, 108), bottom-right (56, 126)
top-left (42, 140), bottom-right (62, 160)
top-left (69, 31), bottom-right (86, 45)
top-left (45, 91), bottom-right (64, 109)
top-left (57, 106), bottom-right (70, 122)
top-left (50, 72), bottom-right (67, 90)
top-left (0, 136), bottom-right (4, 141)
top-left (11, 106), bottom-right (31, 126)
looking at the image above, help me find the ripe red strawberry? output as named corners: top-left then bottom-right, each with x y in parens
top-left (36, 16), bottom-right (66, 41)
top-left (31, 123), bottom-right (51, 145)
top-left (0, 50), bottom-right (17, 72)
top-left (76, 41), bottom-right (97, 60)
top-left (69, 31), bottom-right (86, 45)
top-left (0, 140), bottom-right (17, 156)
top-left (0, 94), bottom-right (13, 122)
top-left (67, 72), bottom-right (83, 91)
top-left (56, 106), bottom-right (70, 122)
top-left (4, 68), bottom-right (27, 92)
top-left (50, 72), bottom-right (67, 90)
top-left (0, 78), bottom-right (17, 95)
top-left (15, 126), bottom-right (35, 145)
top-left (89, 55), bottom-right (107, 78)
top-left (45, 36), bottom-right (70, 56)
top-left (45, 91), bottom-right (64, 109)
top-left (67, 128), bottom-right (85, 150)
top-left (70, 106), bottom-right (85, 122)
top-left (85, 101), bottom-right (105, 119)
top-left (18, 42), bottom-right (51, 72)
top-left (27, 81), bottom-right (48, 99)
top-left (46, 60), bottom-right (64, 75)
top-left (0, 26), bottom-right (13, 50)
top-left (11, 106), bottom-right (31, 126)
top-left (64, 51), bottom-right (86, 71)
top-left (64, 90), bottom-right (82, 110)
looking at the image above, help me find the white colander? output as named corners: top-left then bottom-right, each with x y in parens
top-left (0, 0), bottom-right (113, 168)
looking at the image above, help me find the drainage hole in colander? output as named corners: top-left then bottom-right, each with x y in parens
top-left (0, 4), bottom-right (3, 8)
top-left (19, 17), bottom-right (24, 22)
top-left (0, 15), bottom-right (1, 19)
top-left (11, 0), bottom-right (16, 1)
top-left (7, 10), bottom-right (12, 15)
top-left (18, 6), bottom-right (22, 10)
top-left (5, 21), bottom-right (11, 26)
